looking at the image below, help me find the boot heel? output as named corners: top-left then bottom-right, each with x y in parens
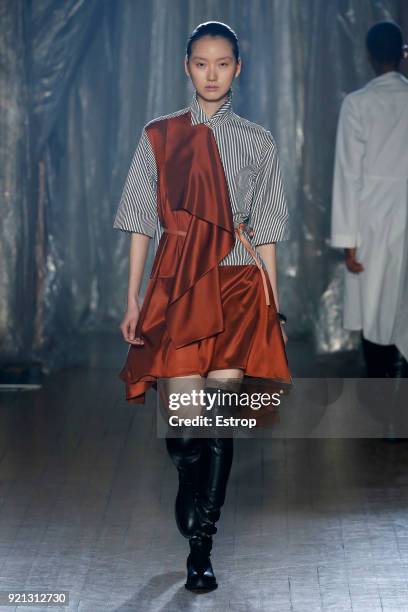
top-left (185, 535), bottom-right (217, 592)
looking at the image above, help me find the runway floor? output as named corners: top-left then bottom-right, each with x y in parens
top-left (1, 333), bottom-right (408, 611)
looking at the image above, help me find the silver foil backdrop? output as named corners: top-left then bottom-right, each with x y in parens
top-left (1, 0), bottom-right (407, 370)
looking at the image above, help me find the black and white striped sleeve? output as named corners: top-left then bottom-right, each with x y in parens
top-left (249, 131), bottom-right (290, 245)
top-left (113, 128), bottom-right (158, 237)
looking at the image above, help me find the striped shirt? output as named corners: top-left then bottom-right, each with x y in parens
top-left (113, 88), bottom-right (290, 266)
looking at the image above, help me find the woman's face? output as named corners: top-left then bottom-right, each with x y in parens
top-left (185, 35), bottom-right (241, 100)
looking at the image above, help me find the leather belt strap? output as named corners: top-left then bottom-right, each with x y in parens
top-left (235, 223), bottom-right (271, 306)
top-left (163, 228), bottom-right (187, 236)
top-left (162, 224), bottom-right (271, 306)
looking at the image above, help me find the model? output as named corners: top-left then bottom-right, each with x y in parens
top-left (113, 21), bottom-right (292, 592)
top-left (331, 20), bottom-right (408, 377)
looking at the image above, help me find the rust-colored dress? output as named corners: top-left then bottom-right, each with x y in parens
top-left (115, 96), bottom-right (292, 404)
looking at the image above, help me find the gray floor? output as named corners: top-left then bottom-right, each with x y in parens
top-left (1, 334), bottom-right (408, 611)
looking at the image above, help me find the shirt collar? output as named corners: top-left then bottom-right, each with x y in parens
top-left (189, 88), bottom-right (234, 127)
top-left (368, 70), bottom-right (402, 86)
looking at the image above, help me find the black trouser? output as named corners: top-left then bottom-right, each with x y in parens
top-left (361, 334), bottom-right (408, 378)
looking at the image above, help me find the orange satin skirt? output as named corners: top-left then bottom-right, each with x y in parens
top-left (118, 264), bottom-right (292, 404)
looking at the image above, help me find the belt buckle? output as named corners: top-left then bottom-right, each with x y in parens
top-left (237, 222), bottom-right (254, 238)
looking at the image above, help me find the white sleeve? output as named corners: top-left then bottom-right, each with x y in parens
top-left (113, 128), bottom-right (158, 238)
top-left (330, 95), bottom-right (365, 248)
top-left (250, 131), bottom-right (290, 245)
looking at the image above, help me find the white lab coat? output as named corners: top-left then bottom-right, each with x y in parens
top-left (331, 71), bottom-right (408, 360)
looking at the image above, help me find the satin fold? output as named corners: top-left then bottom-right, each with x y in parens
top-left (145, 113), bottom-right (235, 348)
top-left (121, 265), bottom-right (291, 404)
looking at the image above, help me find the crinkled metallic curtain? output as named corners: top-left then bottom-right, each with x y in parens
top-left (0, 0), bottom-right (406, 370)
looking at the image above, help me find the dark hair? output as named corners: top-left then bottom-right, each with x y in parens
top-left (366, 21), bottom-right (403, 64)
top-left (186, 21), bottom-right (240, 62)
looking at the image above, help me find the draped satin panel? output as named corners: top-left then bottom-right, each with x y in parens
top-left (145, 113), bottom-right (235, 348)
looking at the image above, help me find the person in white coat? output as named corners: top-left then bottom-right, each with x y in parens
top-left (331, 21), bottom-right (408, 377)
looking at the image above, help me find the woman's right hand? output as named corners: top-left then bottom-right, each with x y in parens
top-left (120, 302), bottom-right (145, 345)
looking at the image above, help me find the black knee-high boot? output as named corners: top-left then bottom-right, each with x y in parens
top-left (185, 386), bottom-right (235, 592)
top-left (165, 434), bottom-right (203, 538)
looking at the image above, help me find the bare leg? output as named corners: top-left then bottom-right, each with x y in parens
top-left (206, 367), bottom-right (244, 420)
top-left (207, 368), bottom-right (244, 379)
top-left (158, 373), bottom-right (206, 421)
top-left (207, 367), bottom-right (244, 388)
